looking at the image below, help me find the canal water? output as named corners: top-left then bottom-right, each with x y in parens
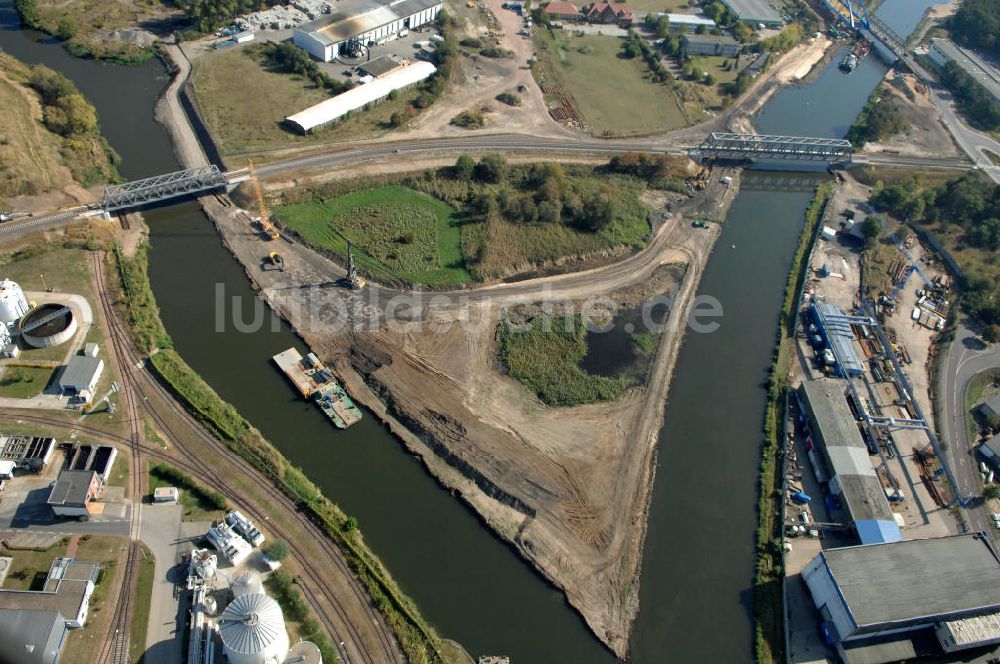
top-left (0, 0), bottom-right (939, 661)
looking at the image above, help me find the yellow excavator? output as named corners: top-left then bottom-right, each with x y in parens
top-left (247, 160), bottom-right (280, 241)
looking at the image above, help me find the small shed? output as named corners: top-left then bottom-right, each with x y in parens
top-left (820, 226), bottom-right (837, 241)
top-left (83, 343), bottom-right (99, 358)
top-left (232, 30), bottom-right (255, 43)
top-left (153, 486), bottom-right (179, 503)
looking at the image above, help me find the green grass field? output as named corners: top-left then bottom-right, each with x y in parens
top-left (0, 366), bottom-right (53, 398)
top-left (499, 314), bottom-right (627, 406)
top-left (148, 465), bottom-right (225, 522)
top-left (276, 185), bottom-right (472, 285)
top-left (532, 31), bottom-right (687, 136)
top-left (191, 45), bottom-right (421, 156)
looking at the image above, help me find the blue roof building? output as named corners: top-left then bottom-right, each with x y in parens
top-left (811, 301), bottom-right (865, 377)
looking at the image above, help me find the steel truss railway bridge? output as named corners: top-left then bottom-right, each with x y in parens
top-left (820, 0), bottom-right (907, 60)
top-left (694, 133), bottom-right (854, 163)
top-left (101, 165), bottom-right (228, 212)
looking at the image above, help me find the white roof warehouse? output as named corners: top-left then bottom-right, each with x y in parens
top-left (286, 60), bottom-right (437, 132)
top-left (293, 0), bottom-right (443, 62)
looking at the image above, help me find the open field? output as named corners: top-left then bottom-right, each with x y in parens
top-left (276, 185), bottom-right (472, 285)
top-left (277, 165), bottom-right (653, 282)
top-left (532, 31), bottom-right (686, 136)
top-left (191, 45), bottom-right (422, 156)
top-left (0, 365), bottom-right (54, 398)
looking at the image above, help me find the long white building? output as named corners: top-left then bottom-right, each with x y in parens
top-left (293, 0), bottom-right (442, 62)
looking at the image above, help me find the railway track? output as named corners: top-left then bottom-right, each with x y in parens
top-left (91, 252), bottom-right (144, 664)
top-left (88, 252), bottom-right (402, 664)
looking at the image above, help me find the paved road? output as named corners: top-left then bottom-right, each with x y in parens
top-left (938, 320), bottom-right (1000, 534)
top-left (899, 57), bottom-right (1000, 183)
top-left (139, 503), bottom-right (184, 664)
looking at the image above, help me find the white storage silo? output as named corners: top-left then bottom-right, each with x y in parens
top-left (219, 592), bottom-right (290, 664)
top-left (231, 571), bottom-right (263, 598)
top-left (0, 279), bottom-right (29, 324)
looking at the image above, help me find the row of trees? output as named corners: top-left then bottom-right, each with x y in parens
top-left (939, 60), bottom-right (1000, 131)
top-left (949, 0), bottom-right (999, 57)
top-left (622, 30), bottom-right (671, 83)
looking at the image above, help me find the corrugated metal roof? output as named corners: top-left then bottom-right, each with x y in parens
top-left (812, 302), bottom-right (864, 376)
top-left (854, 518), bottom-right (902, 545)
top-left (296, 0), bottom-right (440, 45)
top-left (286, 61), bottom-right (437, 132)
top-left (219, 593), bottom-right (287, 655)
top-left (58, 356), bottom-right (103, 391)
top-left (821, 534), bottom-right (1000, 628)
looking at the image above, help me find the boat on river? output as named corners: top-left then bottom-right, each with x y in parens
top-left (840, 37), bottom-right (871, 73)
top-left (272, 347), bottom-right (362, 428)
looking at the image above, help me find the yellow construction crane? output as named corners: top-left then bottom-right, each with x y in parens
top-left (247, 160), bottom-right (280, 241)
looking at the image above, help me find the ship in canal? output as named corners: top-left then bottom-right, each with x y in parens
top-left (839, 36), bottom-right (871, 73)
top-left (272, 347), bottom-right (362, 428)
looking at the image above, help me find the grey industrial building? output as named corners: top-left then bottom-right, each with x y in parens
top-left (797, 380), bottom-right (902, 545)
top-left (46, 469), bottom-right (100, 518)
top-left (680, 33), bottom-right (741, 57)
top-left (56, 355), bottom-right (104, 400)
top-left (927, 39), bottom-right (1000, 109)
top-left (0, 557), bottom-right (101, 663)
top-left (293, 0), bottom-right (442, 62)
top-left (803, 534), bottom-right (1000, 663)
top-left (719, 0), bottom-right (782, 27)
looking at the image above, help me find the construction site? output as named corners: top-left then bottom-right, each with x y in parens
top-left (783, 174), bottom-right (972, 664)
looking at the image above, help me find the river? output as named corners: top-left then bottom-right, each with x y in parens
top-left (0, 1), bottom-right (939, 661)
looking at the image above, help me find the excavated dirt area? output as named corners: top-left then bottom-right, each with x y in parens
top-left (203, 166), bottom-right (736, 656)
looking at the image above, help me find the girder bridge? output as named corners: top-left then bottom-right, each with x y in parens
top-left (695, 133), bottom-right (853, 163)
top-left (101, 165), bottom-right (228, 212)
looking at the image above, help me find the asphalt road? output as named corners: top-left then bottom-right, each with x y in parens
top-left (938, 320), bottom-right (1000, 534)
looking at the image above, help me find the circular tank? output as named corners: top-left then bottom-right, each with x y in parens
top-left (286, 641), bottom-right (323, 664)
top-left (19, 303), bottom-right (76, 348)
top-left (231, 571), bottom-right (263, 598)
top-left (0, 279), bottom-right (29, 324)
top-left (219, 593), bottom-right (290, 664)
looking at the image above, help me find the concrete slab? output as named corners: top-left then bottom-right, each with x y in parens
top-left (139, 503), bottom-right (184, 662)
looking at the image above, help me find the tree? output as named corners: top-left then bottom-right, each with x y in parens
top-left (984, 324), bottom-right (1000, 344)
top-left (861, 215), bottom-right (883, 247)
top-left (345, 515), bottom-right (358, 533)
top-left (453, 154), bottom-right (475, 180)
top-left (56, 17), bottom-right (77, 41)
top-left (984, 483), bottom-right (1000, 501)
top-left (474, 153), bottom-right (507, 183)
top-left (262, 540), bottom-right (290, 561)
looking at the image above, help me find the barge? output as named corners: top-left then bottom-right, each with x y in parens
top-left (272, 347), bottom-right (362, 429)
